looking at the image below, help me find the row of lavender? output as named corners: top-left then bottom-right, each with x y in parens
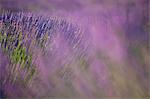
top-left (0, 12), bottom-right (86, 89)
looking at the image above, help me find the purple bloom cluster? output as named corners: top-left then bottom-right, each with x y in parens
top-left (0, 11), bottom-right (88, 98)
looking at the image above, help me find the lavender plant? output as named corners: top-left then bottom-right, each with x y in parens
top-left (0, 11), bottom-right (87, 98)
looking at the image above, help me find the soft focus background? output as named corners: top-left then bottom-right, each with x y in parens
top-left (0, 0), bottom-right (150, 99)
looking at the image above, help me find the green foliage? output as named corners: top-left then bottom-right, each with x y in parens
top-left (0, 30), bottom-right (35, 74)
top-left (0, 32), bottom-right (2, 43)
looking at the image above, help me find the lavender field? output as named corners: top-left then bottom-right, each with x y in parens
top-left (0, 0), bottom-right (149, 99)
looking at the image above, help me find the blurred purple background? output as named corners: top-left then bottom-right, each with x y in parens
top-left (0, 0), bottom-right (149, 98)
